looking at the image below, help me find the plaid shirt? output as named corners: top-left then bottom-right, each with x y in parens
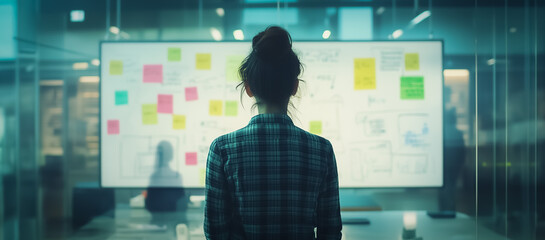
top-left (204, 114), bottom-right (342, 240)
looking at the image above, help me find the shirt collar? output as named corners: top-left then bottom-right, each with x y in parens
top-left (248, 114), bottom-right (294, 125)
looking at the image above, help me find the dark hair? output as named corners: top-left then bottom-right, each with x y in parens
top-left (238, 26), bottom-right (303, 111)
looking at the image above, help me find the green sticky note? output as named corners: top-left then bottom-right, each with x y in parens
top-left (142, 104), bottom-right (158, 125)
top-left (225, 101), bottom-right (238, 116)
top-left (400, 76), bottom-right (424, 100)
top-left (109, 60), bottom-right (123, 75)
top-left (168, 47), bottom-right (181, 62)
top-left (309, 121), bottom-right (322, 135)
top-left (115, 90), bottom-right (128, 105)
top-left (225, 55), bottom-right (245, 82)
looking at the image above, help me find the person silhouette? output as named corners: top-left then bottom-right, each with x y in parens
top-left (145, 141), bottom-right (186, 226)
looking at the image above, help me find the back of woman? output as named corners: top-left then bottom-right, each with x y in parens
top-left (204, 26), bottom-right (342, 240)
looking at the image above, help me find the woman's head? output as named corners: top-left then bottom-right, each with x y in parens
top-left (238, 26), bottom-right (303, 112)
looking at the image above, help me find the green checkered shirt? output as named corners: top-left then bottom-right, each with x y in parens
top-left (204, 114), bottom-right (342, 240)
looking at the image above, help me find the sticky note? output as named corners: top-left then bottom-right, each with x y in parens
top-left (185, 152), bottom-right (197, 166)
top-left (157, 94), bottom-right (173, 114)
top-left (109, 60), bottom-right (123, 75)
top-left (115, 90), bottom-right (128, 105)
top-left (225, 101), bottom-right (238, 116)
top-left (405, 53), bottom-right (420, 71)
top-left (400, 76), bottom-right (425, 100)
top-left (168, 47), bottom-right (181, 62)
top-left (309, 121), bottom-right (322, 135)
top-left (142, 104), bottom-right (158, 124)
top-left (185, 87), bottom-right (198, 101)
top-left (107, 119), bottom-right (120, 135)
top-left (143, 64), bottom-right (163, 83)
top-left (199, 168), bottom-right (206, 185)
top-left (225, 55), bottom-right (245, 82)
top-left (173, 115), bottom-right (186, 130)
top-left (354, 58), bottom-right (376, 90)
top-left (209, 100), bottom-right (223, 116)
top-left (196, 53), bottom-right (211, 70)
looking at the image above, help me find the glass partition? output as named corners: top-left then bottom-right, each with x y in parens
top-left (0, 0), bottom-right (543, 239)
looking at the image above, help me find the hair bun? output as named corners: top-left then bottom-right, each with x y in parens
top-left (253, 26), bottom-right (292, 62)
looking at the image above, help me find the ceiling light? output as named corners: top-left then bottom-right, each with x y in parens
top-left (443, 69), bottom-right (470, 78)
top-left (91, 59), bottom-right (100, 66)
top-left (487, 58), bottom-right (496, 66)
top-left (210, 28), bottom-right (222, 41)
top-left (109, 26), bottom-right (120, 34)
top-left (216, 8), bottom-right (225, 17)
top-left (79, 76), bottom-right (99, 83)
top-left (376, 7), bottom-right (385, 15)
top-left (322, 30), bottom-right (331, 39)
top-left (73, 62), bottom-right (89, 70)
top-left (392, 29), bottom-right (403, 39)
top-left (408, 10), bottom-right (431, 29)
top-left (70, 10), bottom-right (85, 22)
top-left (233, 29), bottom-right (244, 40)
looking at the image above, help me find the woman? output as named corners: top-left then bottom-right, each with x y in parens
top-left (204, 26), bottom-right (342, 240)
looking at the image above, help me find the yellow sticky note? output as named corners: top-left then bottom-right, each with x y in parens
top-left (225, 55), bottom-right (245, 82)
top-left (196, 53), bottom-right (211, 70)
top-left (309, 121), bottom-right (322, 135)
top-left (209, 100), bottom-right (223, 116)
top-left (142, 104), bottom-right (158, 125)
top-left (109, 60), bottom-right (123, 75)
top-left (173, 115), bottom-right (186, 129)
top-left (199, 168), bottom-right (206, 185)
top-left (354, 58), bottom-right (376, 90)
top-left (225, 101), bottom-right (238, 116)
top-left (405, 53), bottom-right (420, 71)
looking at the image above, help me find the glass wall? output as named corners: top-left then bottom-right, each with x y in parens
top-left (0, 0), bottom-right (543, 239)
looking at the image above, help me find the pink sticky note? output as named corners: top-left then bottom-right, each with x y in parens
top-left (185, 87), bottom-right (198, 101)
top-left (185, 152), bottom-right (197, 166)
top-left (143, 64), bottom-right (163, 83)
top-left (107, 120), bottom-right (119, 135)
top-left (157, 94), bottom-right (173, 114)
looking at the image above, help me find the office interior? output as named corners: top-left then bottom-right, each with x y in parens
top-left (0, 0), bottom-right (544, 239)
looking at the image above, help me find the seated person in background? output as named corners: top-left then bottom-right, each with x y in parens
top-left (145, 141), bottom-right (186, 225)
top-left (204, 26), bottom-right (342, 240)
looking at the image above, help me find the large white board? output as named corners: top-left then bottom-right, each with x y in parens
top-left (100, 41), bottom-right (443, 188)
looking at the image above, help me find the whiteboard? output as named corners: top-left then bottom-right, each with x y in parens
top-left (100, 41), bottom-right (443, 188)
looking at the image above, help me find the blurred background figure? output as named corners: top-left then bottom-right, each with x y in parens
top-left (145, 141), bottom-right (187, 227)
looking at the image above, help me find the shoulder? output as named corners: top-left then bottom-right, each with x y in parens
top-left (293, 125), bottom-right (334, 153)
top-left (209, 126), bottom-right (248, 151)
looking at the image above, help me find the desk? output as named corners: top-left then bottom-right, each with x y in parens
top-left (69, 209), bottom-right (508, 240)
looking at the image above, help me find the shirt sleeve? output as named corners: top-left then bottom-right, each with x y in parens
top-left (316, 142), bottom-right (342, 240)
top-left (204, 139), bottom-right (232, 240)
